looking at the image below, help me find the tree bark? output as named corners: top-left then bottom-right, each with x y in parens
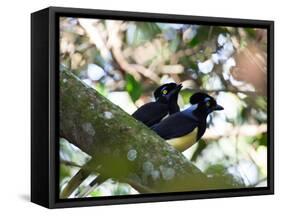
top-left (60, 70), bottom-right (212, 197)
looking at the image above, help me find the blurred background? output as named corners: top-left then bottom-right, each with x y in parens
top-left (59, 17), bottom-right (268, 197)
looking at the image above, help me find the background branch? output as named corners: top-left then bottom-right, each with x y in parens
top-left (181, 87), bottom-right (259, 97)
top-left (107, 21), bottom-right (160, 83)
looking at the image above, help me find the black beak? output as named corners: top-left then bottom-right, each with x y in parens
top-left (167, 84), bottom-right (182, 100)
top-left (174, 83), bottom-right (183, 93)
top-left (167, 84), bottom-right (182, 99)
top-left (214, 104), bottom-right (224, 111)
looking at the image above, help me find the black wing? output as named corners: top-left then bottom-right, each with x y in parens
top-left (151, 111), bottom-right (199, 139)
top-left (132, 102), bottom-right (169, 127)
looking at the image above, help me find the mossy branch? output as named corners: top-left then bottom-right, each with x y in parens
top-left (60, 70), bottom-right (212, 198)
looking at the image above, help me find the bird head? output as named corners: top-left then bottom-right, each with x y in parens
top-left (154, 83), bottom-right (182, 102)
top-left (190, 92), bottom-right (224, 114)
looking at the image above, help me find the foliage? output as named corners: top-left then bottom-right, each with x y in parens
top-left (125, 74), bottom-right (142, 102)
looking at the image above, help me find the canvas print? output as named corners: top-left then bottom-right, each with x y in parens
top-left (59, 17), bottom-right (268, 199)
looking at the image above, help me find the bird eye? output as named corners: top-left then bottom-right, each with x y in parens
top-left (206, 101), bottom-right (210, 107)
top-left (162, 90), bottom-right (168, 95)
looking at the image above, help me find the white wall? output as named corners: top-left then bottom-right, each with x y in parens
top-left (0, 0), bottom-right (279, 215)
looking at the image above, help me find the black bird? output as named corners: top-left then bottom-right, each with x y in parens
top-left (151, 92), bottom-right (223, 152)
top-left (132, 83), bottom-right (182, 127)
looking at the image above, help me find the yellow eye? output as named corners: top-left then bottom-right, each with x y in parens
top-left (206, 101), bottom-right (210, 107)
top-left (162, 90), bottom-right (168, 95)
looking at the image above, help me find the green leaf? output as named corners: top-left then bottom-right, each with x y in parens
top-left (125, 74), bottom-right (142, 102)
top-left (258, 133), bottom-right (267, 146)
top-left (126, 22), bottom-right (161, 47)
top-left (60, 164), bottom-right (71, 181)
top-left (255, 96), bottom-right (267, 111)
top-left (94, 82), bottom-right (108, 97)
top-left (90, 189), bottom-right (103, 197)
top-left (188, 37), bottom-right (200, 47)
top-left (179, 90), bottom-right (193, 105)
top-left (253, 133), bottom-right (267, 147)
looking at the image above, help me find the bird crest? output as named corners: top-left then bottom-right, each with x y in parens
top-left (189, 92), bottom-right (214, 105)
top-left (153, 83), bottom-right (178, 99)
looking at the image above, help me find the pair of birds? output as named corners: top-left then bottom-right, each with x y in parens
top-left (132, 83), bottom-right (223, 152)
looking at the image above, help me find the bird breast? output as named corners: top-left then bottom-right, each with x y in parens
top-left (166, 127), bottom-right (198, 152)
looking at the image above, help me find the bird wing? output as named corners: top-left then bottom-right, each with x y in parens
top-left (132, 102), bottom-right (169, 127)
top-left (151, 111), bottom-right (199, 140)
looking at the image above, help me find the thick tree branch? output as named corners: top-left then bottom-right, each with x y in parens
top-left (59, 70), bottom-right (238, 198)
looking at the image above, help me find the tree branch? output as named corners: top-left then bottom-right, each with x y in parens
top-left (60, 160), bottom-right (82, 168)
top-left (59, 69), bottom-right (243, 198)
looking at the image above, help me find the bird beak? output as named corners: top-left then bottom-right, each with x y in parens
top-left (167, 84), bottom-right (182, 99)
top-left (214, 104), bottom-right (224, 111)
top-left (174, 83), bottom-right (183, 93)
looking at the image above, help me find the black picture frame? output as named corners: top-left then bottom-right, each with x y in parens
top-left (31, 6), bottom-right (274, 208)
